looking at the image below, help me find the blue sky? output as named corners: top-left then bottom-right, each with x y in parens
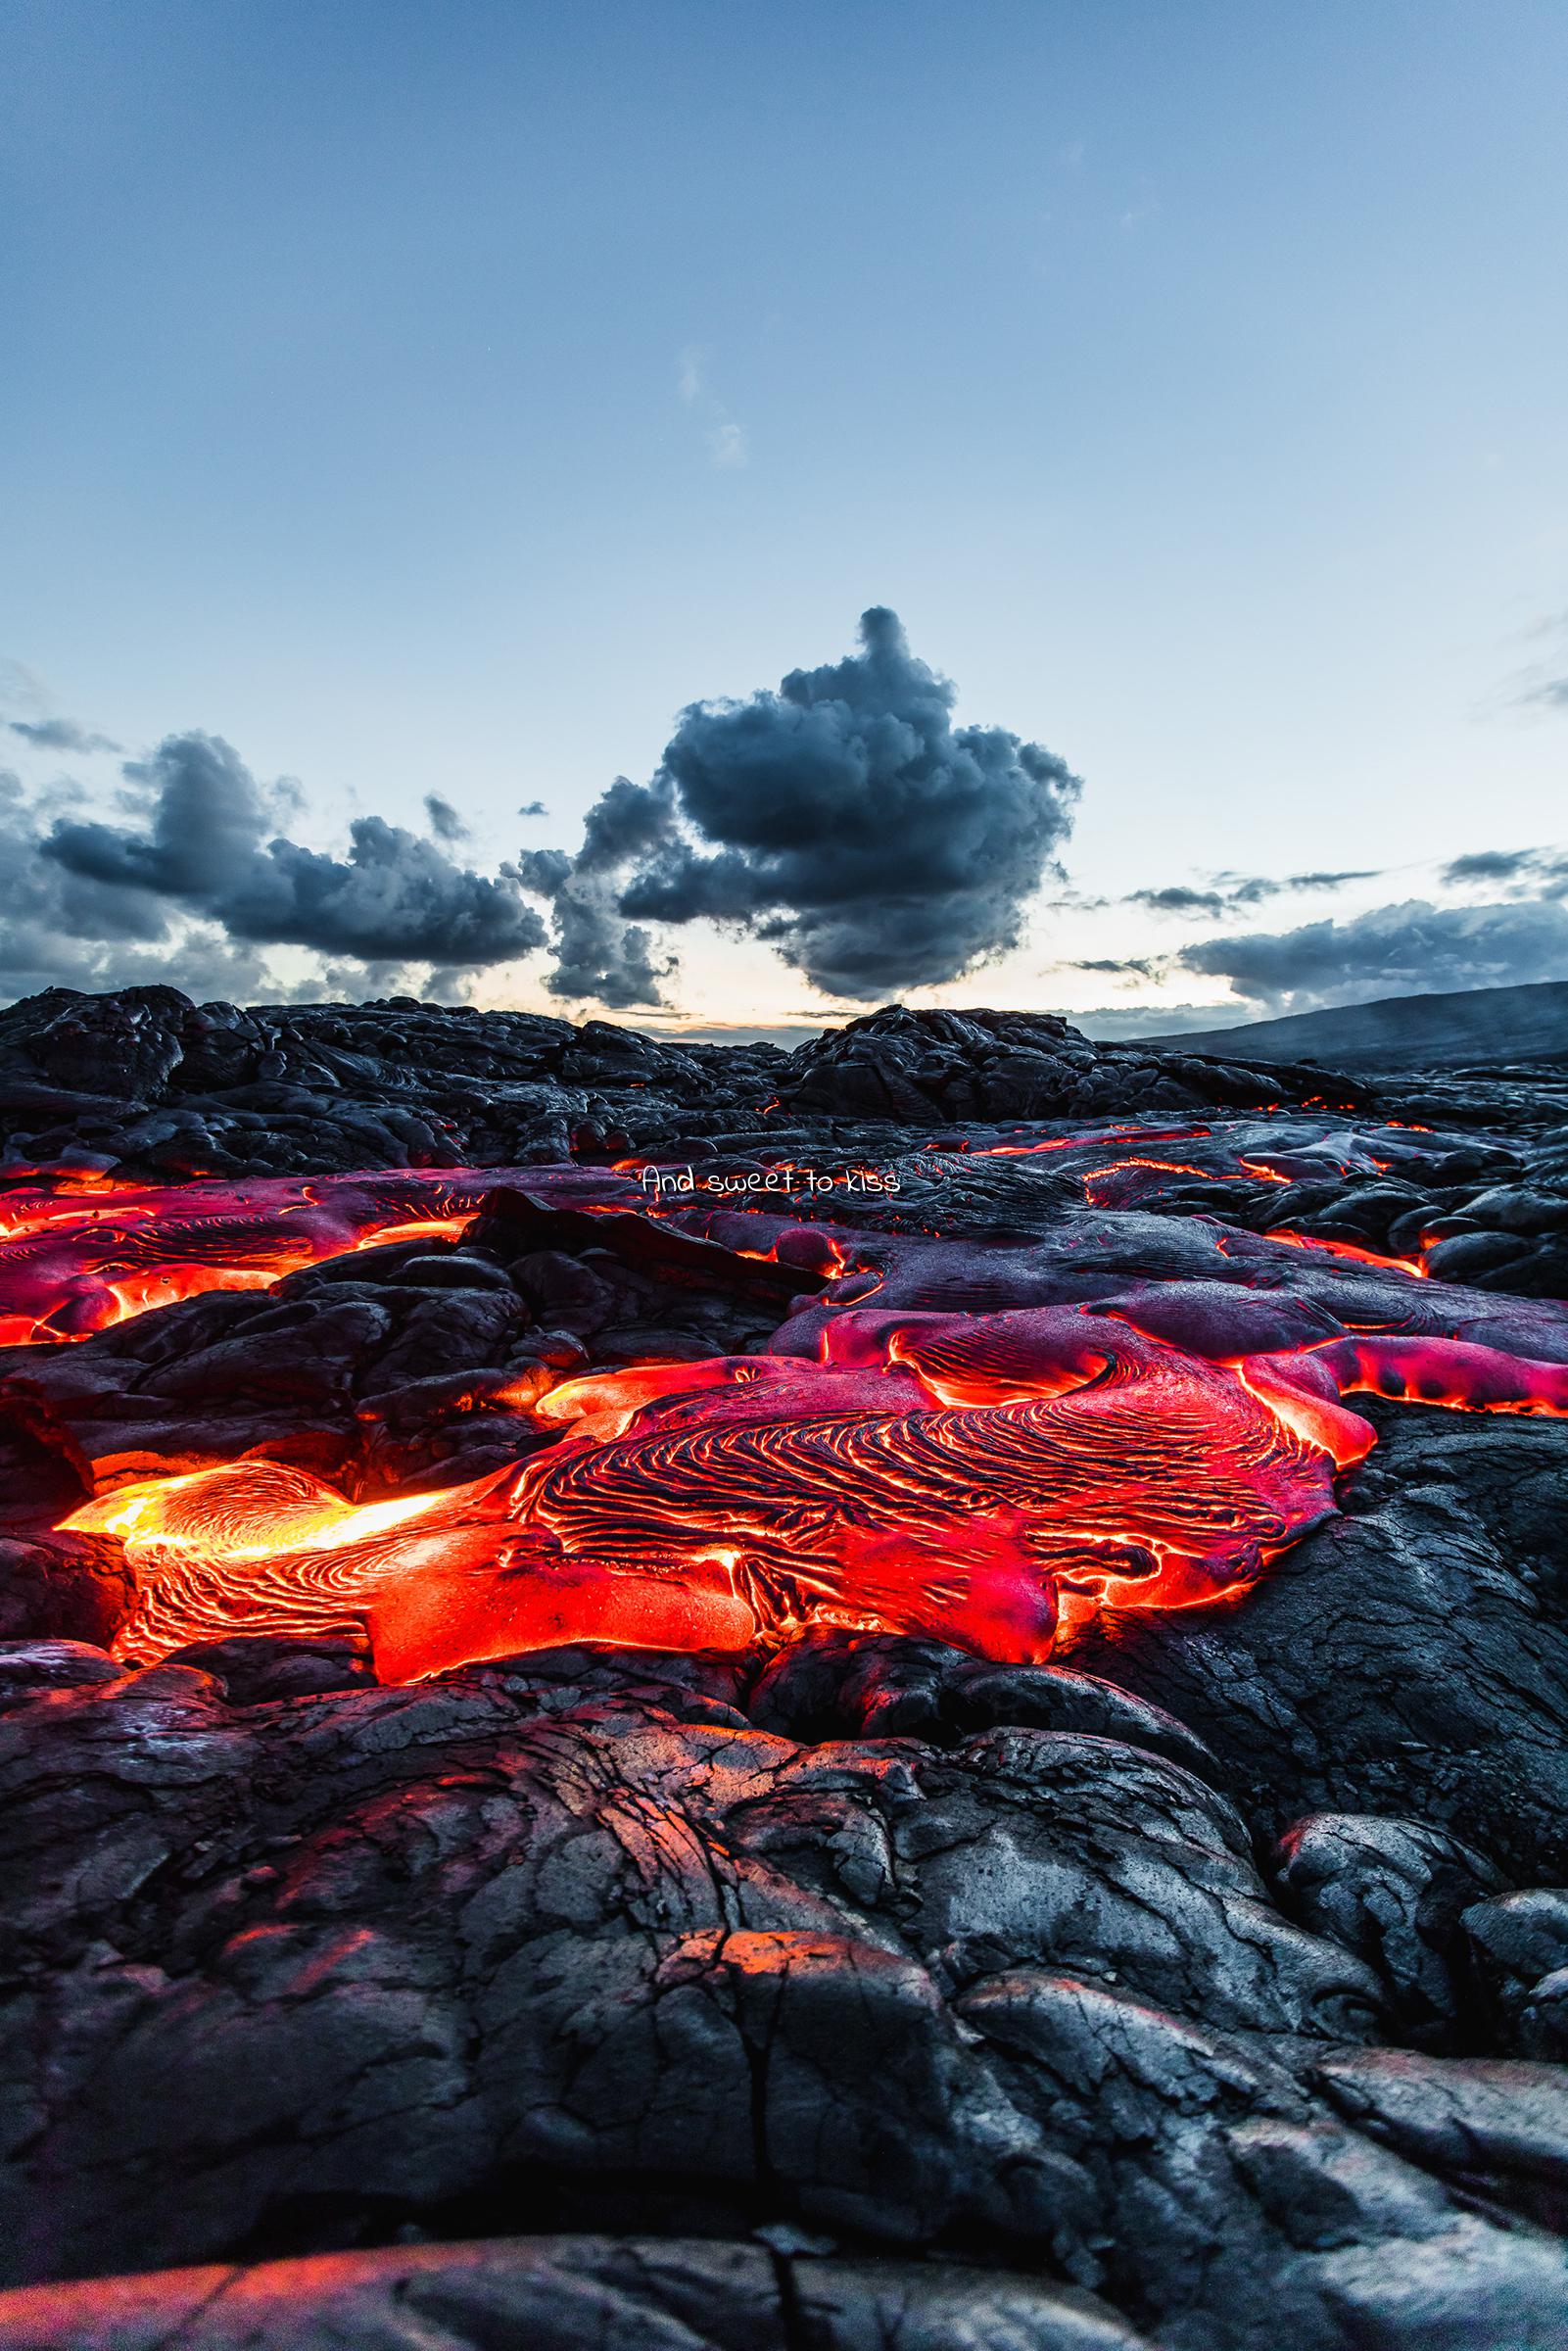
top-left (3, 0), bottom-right (1566, 1033)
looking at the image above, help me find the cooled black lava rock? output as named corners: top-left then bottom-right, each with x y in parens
top-left (4, 1633), bottom-right (1568, 2347)
top-left (0, 2234), bottom-right (1160, 2350)
top-left (1069, 1404), bottom-right (1568, 1890)
top-left (0, 985), bottom-right (1483, 1182)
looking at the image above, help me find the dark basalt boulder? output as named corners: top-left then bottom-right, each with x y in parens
top-left (749, 1626), bottom-right (1222, 1786)
top-left (773, 1003), bottom-right (1380, 1128)
top-left (1464, 1892), bottom-right (1568, 2059)
top-left (1069, 1405), bottom-right (1568, 1888)
top-left (0, 987), bottom-right (1433, 1179)
top-left (1, 1633), bottom-right (1566, 2346)
top-left (0, 1533), bottom-right (134, 1649)
top-left (1271, 1814), bottom-right (1507, 2047)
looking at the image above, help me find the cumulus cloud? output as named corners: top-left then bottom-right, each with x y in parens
top-left (39, 732), bottom-right (547, 979)
top-left (541, 606), bottom-right (1080, 1004)
top-left (518, 799), bottom-right (547, 818)
top-left (9, 717), bottom-right (121, 755)
top-left (0, 767), bottom-right (268, 1004)
top-left (514, 775), bottom-right (676, 1009)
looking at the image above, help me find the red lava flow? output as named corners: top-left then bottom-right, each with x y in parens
top-left (3, 1155), bottom-right (1565, 1680)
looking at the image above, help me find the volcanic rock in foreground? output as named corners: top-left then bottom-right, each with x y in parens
top-left (5, 1608), bottom-right (1568, 2348)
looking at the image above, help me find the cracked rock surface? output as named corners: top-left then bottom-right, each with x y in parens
top-left (0, 2236), bottom-right (1160, 2350)
top-left (4, 1629), bottom-right (1568, 2347)
top-left (2, 987), bottom-right (1568, 2349)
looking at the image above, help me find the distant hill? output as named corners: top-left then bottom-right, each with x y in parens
top-left (1119, 980), bottom-right (1568, 1072)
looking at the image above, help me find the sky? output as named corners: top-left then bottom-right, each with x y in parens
top-left (3, 0), bottom-right (1566, 1038)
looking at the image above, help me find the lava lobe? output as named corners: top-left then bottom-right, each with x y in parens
top-left (5, 1158), bottom-right (1562, 1681)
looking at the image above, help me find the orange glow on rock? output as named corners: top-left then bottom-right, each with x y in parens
top-left (60, 1305), bottom-right (1364, 1679)
top-left (1263, 1228), bottom-right (1430, 1279)
top-left (0, 1168), bottom-right (641, 1345)
top-left (10, 1151), bottom-right (1568, 1685)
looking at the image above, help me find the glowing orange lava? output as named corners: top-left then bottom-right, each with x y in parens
top-left (1263, 1228), bottom-right (1429, 1280)
top-left (67, 1308), bottom-right (1354, 1674)
top-left (0, 1167), bottom-right (644, 1344)
top-left (8, 1150), bottom-right (1567, 1684)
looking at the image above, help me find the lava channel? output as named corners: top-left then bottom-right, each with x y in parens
top-left (7, 1156), bottom-right (1567, 1680)
top-left (54, 1299), bottom-right (1568, 1680)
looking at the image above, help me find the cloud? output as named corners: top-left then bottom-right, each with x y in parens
top-left (1073, 954), bottom-right (1160, 980)
top-left (1125, 869), bottom-right (1378, 919)
top-left (1073, 1002), bottom-right (1239, 1041)
top-left (678, 346), bottom-right (749, 471)
top-left (529, 606), bottom-right (1079, 1005)
top-left (0, 766), bottom-right (269, 1005)
top-left (1172, 895), bottom-right (1568, 1016)
top-left (514, 774), bottom-right (677, 1008)
top-left (40, 732), bottom-right (547, 977)
top-left (515, 872), bottom-right (670, 1009)
top-left (1440, 844), bottom-right (1568, 889)
top-left (708, 419), bottom-right (747, 469)
top-left (423, 792), bottom-right (468, 842)
top-left (1494, 612), bottom-right (1568, 714)
top-left (9, 717), bottom-right (121, 754)
top-left (1128, 886), bottom-right (1229, 917)
top-left (518, 799), bottom-right (547, 818)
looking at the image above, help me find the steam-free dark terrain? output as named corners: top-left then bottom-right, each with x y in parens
top-left (3, 984), bottom-right (1568, 2349)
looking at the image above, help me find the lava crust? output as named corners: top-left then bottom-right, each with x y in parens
top-left (3, 986), bottom-right (1568, 2351)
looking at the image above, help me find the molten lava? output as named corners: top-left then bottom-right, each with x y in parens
top-left (53, 1293), bottom-right (1568, 1681)
top-left (6, 1139), bottom-right (1567, 1683)
top-left (0, 1167), bottom-right (643, 1344)
top-left (69, 1307), bottom-right (1354, 1674)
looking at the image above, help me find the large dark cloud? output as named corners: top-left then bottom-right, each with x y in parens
top-left (1173, 896), bottom-right (1568, 1016)
top-left (42, 733), bottom-right (547, 974)
top-left (528, 608), bottom-right (1080, 1004)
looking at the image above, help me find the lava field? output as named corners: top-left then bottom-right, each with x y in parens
top-left (3, 986), bottom-right (1568, 2350)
